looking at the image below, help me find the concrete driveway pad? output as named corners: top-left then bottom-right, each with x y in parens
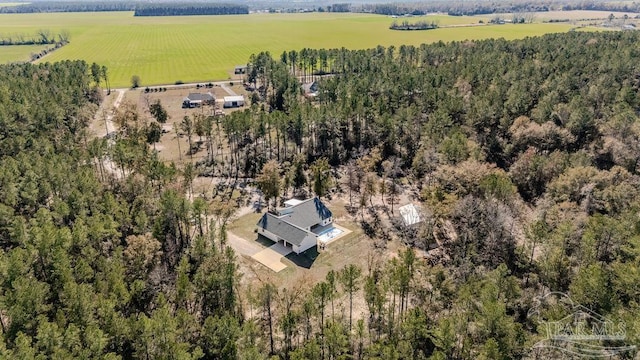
top-left (251, 243), bottom-right (292, 272)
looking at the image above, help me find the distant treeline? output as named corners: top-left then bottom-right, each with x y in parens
top-left (351, 2), bottom-right (550, 16)
top-left (0, 1), bottom-right (248, 15)
top-left (561, 2), bottom-right (640, 12)
top-left (134, 3), bottom-right (248, 16)
top-left (338, 1), bottom-right (640, 17)
top-left (365, 4), bottom-right (426, 16)
top-left (0, 1), bottom-right (132, 13)
top-left (2, 0), bottom-right (640, 16)
top-left (444, 2), bottom-right (550, 16)
top-left (0, 29), bottom-right (69, 46)
top-left (328, 3), bottom-right (350, 13)
top-left (327, 2), bottom-right (545, 16)
top-left (389, 20), bottom-right (437, 30)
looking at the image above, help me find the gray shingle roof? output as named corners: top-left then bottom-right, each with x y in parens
top-left (256, 197), bottom-right (332, 245)
top-left (257, 213), bottom-right (309, 246)
top-left (187, 93), bottom-right (214, 102)
top-left (281, 197), bottom-right (332, 229)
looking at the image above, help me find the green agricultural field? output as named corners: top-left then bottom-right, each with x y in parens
top-left (0, 44), bottom-right (47, 63)
top-left (0, 11), bottom-right (579, 87)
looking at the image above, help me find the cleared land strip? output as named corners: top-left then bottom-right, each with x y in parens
top-left (227, 231), bottom-right (264, 258)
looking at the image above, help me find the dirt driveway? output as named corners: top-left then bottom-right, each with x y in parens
top-left (227, 231), bottom-right (263, 257)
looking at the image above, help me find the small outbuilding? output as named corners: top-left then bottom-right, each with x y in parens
top-left (302, 81), bottom-right (319, 97)
top-left (223, 95), bottom-right (245, 108)
top-left (182, 92), bottom-right (215, 108)
top-left (234, 65), bottom-right (247, 74)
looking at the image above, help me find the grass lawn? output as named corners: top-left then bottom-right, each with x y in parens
top-left (228, 212), bottom-right (262, 241)
top-left (229, 208), bottom-right (369, 282)
top-left (310, 220), bottom-right (363, 267)
top-left (0, 44), bottom-right (47, 63)
top-left (0, 11), bottom-right (577, 87)
top-left (276, 219), bottom-right (368, 282)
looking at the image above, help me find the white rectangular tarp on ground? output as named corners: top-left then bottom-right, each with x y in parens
top-left (399, 204), bottom-right (421, 226)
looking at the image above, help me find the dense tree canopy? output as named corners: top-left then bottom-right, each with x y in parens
top-left (134, 4), bottom-right (249, 17)
top-left (0, 1), bottom-right (248, 15)
top-left (230, 30), bottom-right (640, 358)
top-left (0, 61), bottom-right (240, 359)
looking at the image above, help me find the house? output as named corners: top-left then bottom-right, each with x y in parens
top-left (223, 95), bottom-right (245, 108)
top-left (302, 81), bottom-right (319, 97)
top-left (256, 197), bottom-right (334, 254)
top-left (182, 92), bottom-right (215, 108)
top-left (234, 65), bottom-right (247, 74)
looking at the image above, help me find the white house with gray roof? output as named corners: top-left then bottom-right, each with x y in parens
top-left (256, 197), bottom-right (333, 254)
top-left (183, 92), bottom-right (214, 108)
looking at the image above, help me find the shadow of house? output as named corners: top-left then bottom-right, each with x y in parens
top-left (285, 246), bottom-right (320, 269)
top-left (255, 234), bottom-right (276, 247)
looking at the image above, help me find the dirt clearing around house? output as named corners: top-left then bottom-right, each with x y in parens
top-left (226, 194), bottom-right (395, 290)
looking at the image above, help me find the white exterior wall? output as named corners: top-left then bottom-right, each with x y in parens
top-left (260, 226), bottom-right (315, 254)
top-left (223, 96), bottom-right (245, 108)
top-left (224, 100), bottom-right (245, 108)
top-left (258, 227), bottom-right (278, 242)
top-left (293, 233), bottom-right (317, 254)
